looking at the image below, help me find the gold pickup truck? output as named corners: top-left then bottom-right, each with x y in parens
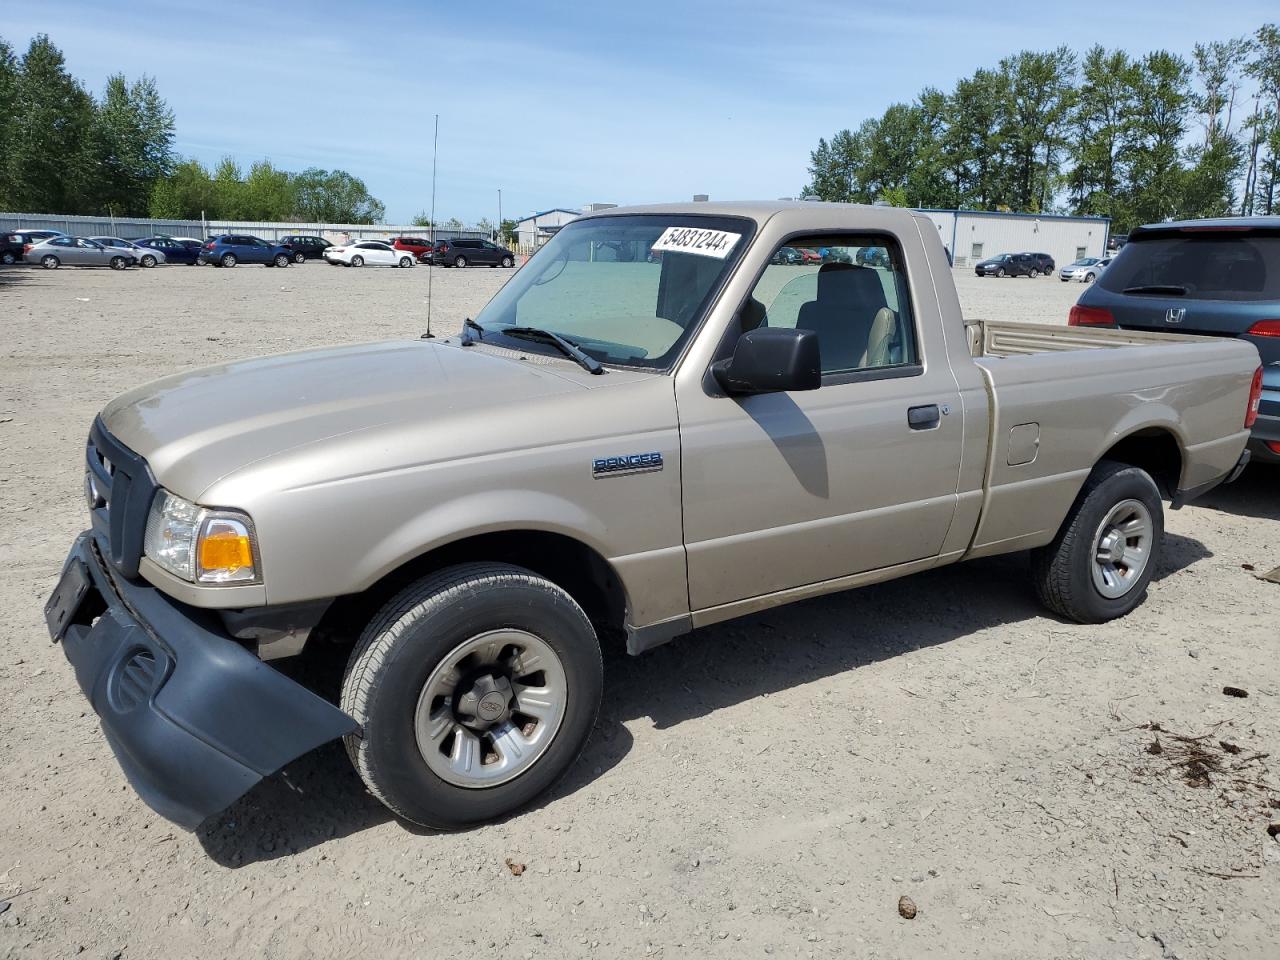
top-left (44, 202), bottom-right (1262, 830)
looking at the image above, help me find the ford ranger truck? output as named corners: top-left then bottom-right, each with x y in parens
top-left (43, 202), bottom-right (1261, 830)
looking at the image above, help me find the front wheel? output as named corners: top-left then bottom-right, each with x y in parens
top-left (996, 267), bottom-right (1006, 278)
top-left (1084, 272), bottom-right (1096, 283)
top-left (273, 254), bottom-right (290, 268)
top-left (1028, 268), bottom-right (1039, 278)
top-left (399, 256), bottom-right (413, 268)
top-left (140, 254), bottom-right (157, 268)
top-left (293, 251), bottom-right (306, 264)
top-left (1031, 461), bottom-right (1163, 624)
top-left (110, 256), bottom-right (127, 270)
top-left (454, 255), bottom-right (467, 268)
top-left (341, 563), bottom-right (603, 829)
top-left (501, 256), bottom-right (514, 268)
top-left (0, 252), bottom-right (15, 265)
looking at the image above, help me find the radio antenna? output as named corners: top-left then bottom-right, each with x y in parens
top-left (424, 113), bottom-right (440, 338)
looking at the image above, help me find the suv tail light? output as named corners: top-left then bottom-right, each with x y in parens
top-left (1246, 366), bottom-right (1263, 429)
top-left (1246, 319), bottom-right (1280, 338)
top-left (23, 243), bottom-right (32, 253)
top-left (204, 241), bottom-right (215, 249)
top-left (1068, 304), bottom-right (1116, 327)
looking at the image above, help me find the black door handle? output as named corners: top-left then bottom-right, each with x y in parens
top-left (907, 404), bottom-right (941, 430)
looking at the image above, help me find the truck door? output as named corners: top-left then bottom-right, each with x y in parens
top-left (676, 231), bottom-right (965, 611)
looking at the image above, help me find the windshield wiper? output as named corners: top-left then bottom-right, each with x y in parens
top-left (1123, 284), bottom-right (1188, 296)
top-left (498, 327), bottom-right (604, 375)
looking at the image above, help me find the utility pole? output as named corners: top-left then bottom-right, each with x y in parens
top-left (497, 188), bottom-right (502, 242)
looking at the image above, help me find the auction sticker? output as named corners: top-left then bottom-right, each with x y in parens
top-left (651, 226), bottom-right (741, 259)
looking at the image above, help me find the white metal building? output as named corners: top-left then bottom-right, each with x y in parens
top-left (516, 208), bottom-right (582, 247)
top-left (914, 209), bottom-right (1111, 269)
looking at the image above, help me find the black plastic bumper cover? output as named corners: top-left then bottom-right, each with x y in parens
top-left (52, 532), bottom-right (357, 829)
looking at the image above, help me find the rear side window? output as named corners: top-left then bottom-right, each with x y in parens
top-left (1099, 234), bottom-right (1280, 302)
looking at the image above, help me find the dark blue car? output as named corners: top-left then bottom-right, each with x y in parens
top-left (132, 236), bottom-right (204, 265)
top-left (1071, 217), bottom-right (1279, 466)
top-left (199, 234), bottom-right (294, 268)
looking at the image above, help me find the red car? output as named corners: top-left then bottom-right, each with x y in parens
top-left (797, 247), bottom-right (822, 264)
top-left (387, 237), bottom-right (433, 259)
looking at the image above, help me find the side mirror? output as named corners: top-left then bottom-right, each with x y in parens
top-left (711, 327), bottom-right (821, 396)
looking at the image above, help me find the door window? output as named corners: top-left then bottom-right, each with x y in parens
top-left (746, 236), bottom-right (919, 377)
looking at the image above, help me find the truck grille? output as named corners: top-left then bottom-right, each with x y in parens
top-left (86, 418), bottom-right (158, 578)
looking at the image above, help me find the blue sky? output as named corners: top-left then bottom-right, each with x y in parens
top-left (5, 1), bottom-right (1275, 224)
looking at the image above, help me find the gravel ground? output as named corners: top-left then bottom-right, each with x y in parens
top-left (1, 261), bottom-right (1276, 960)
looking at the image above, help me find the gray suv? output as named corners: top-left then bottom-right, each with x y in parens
top-left (426, 238), bottom-right (516, 268)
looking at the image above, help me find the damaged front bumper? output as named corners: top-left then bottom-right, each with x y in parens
top-left (44, 531), bottom-right (356, 829)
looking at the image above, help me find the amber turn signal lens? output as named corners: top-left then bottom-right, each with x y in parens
top-left (199, 530), bottom-right (253, 571)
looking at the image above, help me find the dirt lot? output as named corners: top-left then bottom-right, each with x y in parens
top-left (1, 261), bottom-right (1277, 959)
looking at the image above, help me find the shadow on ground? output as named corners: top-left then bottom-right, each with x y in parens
top-left (198, 533), bottom-right (1211, 865)
top-left (1197, 462), bottom-right (1279, 523)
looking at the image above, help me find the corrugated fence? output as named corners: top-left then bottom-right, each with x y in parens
top-left (0, 212), bottom-right (490, 243)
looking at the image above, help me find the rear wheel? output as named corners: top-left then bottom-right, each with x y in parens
top-left (0, 252), bottom-right (15, 265)
top-left (41, 255), bottom-right (59, 270)
top-left (341, 563), bottom-right (603, 829)
top-left (220, 253), bottom-right (237, 268)
top-left (1031, 461), bottom-right (1163, 623)
top-left (454, 255), bottom-right (467, 268)
top-left (351, 255), bottom-right (364, 267)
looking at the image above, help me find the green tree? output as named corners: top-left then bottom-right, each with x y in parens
top-left (1119, 51), bottom-right (1193, 228)
top-left (149, 158), bottom-right (215, 219)
top-left (77, 74), bottom-right (173, 215)
top-left (212, 156), bottom-right (245, 218)
top-left (1067, 47), bottom-right (1138, 219)
top-left (0, 38), bottom-right (18, 209)
top-left (1245, 24), bottom-right (1280, 213)
top-left (499, 218), bottom-right (518, 243)
top-left (293, 168), bottom-right (385, 223)
top-left (241, 159), bottom-right (295, 220)
top-left (6, 34), bottom-right (93, 212)
top-left (945, 68), bottom-right (1013, 209)
top-left (411, 211), bottom-right (433, 228)
top-left (997, 47), bottom-right (1077, 212)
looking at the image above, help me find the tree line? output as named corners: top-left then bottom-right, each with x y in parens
top-left (0, 33), bottom-right (386, 224)
top-left (803, 24), bottom-right (1280, 234)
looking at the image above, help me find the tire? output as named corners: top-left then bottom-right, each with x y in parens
top-left (220, 253), bottom-right (237, 268)
top-left (274, 254), bottom-right (290, 268)
top-left (1084, 272), bottom-right (1096, 283)
top-left (399, 256), bottom-right (413, 268)
top-left (454, 255), bottom-right (467, 268)
top-left (41, 255), bottom-right (59, 270)
top-left (1028, 268), bottom-right (1039, 278)
top-left (341, 562), bottom-right (603, 829)
top-left (501, 256), bottom-right (514, 268)
top-left (109, 256), bottom-right (127, 270)
top-left (351, 255), bottom-right (364, 267)
top-left (1, 252), bottom-right (15, 265)
top-left (294, 251), bottom-right (306, 264)
top-left (996, 267), bottom-right (1006, 278)
top-left (140, 254), bottom-right (157, 268)
top-left (1030, 460), bottom-right (1164, 624)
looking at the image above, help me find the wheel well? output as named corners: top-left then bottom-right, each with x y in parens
top-left (1098, 429), bottom-right (1182, 498)
top-left (314, 531), bottom-right (628, 650)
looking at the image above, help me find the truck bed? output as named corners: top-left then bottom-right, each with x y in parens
top-left (966, 319), bottom-right (1219, 358)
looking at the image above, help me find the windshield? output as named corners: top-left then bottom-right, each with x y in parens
top-left (1098, 233), bottom-right (1280, 301)
top-left (1073, 258), bottom-right (1099, 267)
top-left (472, 214), bottom-right (753, 368)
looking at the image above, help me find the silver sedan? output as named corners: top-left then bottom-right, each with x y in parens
top-left (91, 236), bottom-right (165, 267)
top-left (26, 236), bottom-right (136, 269)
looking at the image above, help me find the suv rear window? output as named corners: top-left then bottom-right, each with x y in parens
top-left (1099, 233), bottom-right (1280, 302)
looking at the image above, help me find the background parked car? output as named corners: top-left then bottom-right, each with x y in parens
top-left (796, 247), bottom-right (822, 264)
top-left (323, 240), bottom-right (416, 268)
top-left (423, 238), bottom-right (516, 268)
top-left (91, 236), bottom-right (164, 267)
top-left (975, 252), bottom-right (1043, 277)
top-left (1070, 216), bottom-right (1279, 465)
top-left (1062, 256), bottom-right (1112, 282)
top-left (386, 237), bottom-right (433, 260)
top-left (26, 236), bottom-right (134, 269)
top-left (133, 236), bottom-right (202, 265)
top-left (279, 235), bottom-right (333, 263)
top-left (1, 229), bottom-right (65, 264)
top-left (770, 246), bottom-right (802, 265)
top-left (200, 235), bottom-right (293, 268)
top-left (1024, 251), bottom-right (1055, 274)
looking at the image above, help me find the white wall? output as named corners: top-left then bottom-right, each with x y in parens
top-left (920, 211), bottom-right (1109, 268)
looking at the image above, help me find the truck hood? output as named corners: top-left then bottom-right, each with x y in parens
top-left (100, 339), bottom-right (586, 498)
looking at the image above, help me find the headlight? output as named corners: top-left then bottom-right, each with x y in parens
top-left (143, 489), bottom-right (261, 585)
